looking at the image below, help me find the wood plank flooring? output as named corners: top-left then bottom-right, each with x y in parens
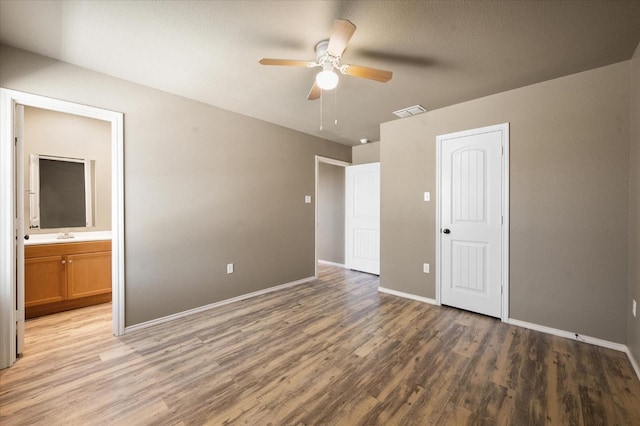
top-left (1, 264), bottom-right (639, 425)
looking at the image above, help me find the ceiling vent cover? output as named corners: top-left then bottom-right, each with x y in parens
top-left (393, 104), bottom-right (427, 118)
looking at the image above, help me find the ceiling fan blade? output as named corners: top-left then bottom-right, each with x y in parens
top-left (342, 64), bottom-right (393, 83)
top-left (307, 82), bottom-right (321, 100)
top-left (326, 19), bottom-right (356, 58)
top-left (259, 58), bottom-right (316, 67)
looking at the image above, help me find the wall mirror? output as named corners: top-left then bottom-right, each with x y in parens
top-left (29, 154), bottom-right (94, 229)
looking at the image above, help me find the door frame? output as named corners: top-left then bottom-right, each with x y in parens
top-left (435, 123), bottom-right (510, 322)
top-left (314, 156), bottom-right (350, 277)
top-left (0, 88), bottom-right (125, 369)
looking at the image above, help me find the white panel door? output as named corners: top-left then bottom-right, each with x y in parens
top-left (439, 125), bottom-right (506, 318)
top-left (346, 162), bottom-right (380, 275)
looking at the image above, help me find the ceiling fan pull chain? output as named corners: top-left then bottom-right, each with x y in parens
top-left (320, 89), bottom-right (324, 131)
top-left (334, 86), bottom-right (338, 126)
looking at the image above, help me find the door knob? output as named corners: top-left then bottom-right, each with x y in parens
top-left (24, 235), bottom-right (30, 240)
top-left (443, 229), bottom-right (451, 234)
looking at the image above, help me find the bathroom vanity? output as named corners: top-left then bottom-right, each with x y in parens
top-left (24, 233), bottom-right (111, 319)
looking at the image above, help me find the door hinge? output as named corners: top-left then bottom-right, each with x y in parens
top-left (14, 137), bottom-right (18, 146)
top-left (501, 146), bottom-right (504, 155)
top-left (501, 216), bottom-right (504, 225)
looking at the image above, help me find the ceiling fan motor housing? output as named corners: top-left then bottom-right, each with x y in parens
top-left (315, 40), bottom-right (330, 61)
top-left (315, 40), bottom-right (339, 68)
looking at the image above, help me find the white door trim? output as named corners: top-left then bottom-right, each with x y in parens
top-left (14, 105), bottom-right (25, 356)
top-left (314, 156), bottom-right (350, 277)
top-left (435, 123), bottom-right (509, 322)
top-left (0, 89), bottom-right (125, 369)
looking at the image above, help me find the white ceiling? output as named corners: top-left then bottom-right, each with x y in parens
top-left (1, 0), bottom-right (639, 146)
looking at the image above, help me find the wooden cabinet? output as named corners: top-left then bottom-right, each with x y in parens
top-left (25, 240), bottom-right (111, 318)
top-left (25, 255), bottom-right (67, 307)
top-left (67, 251), bottom-right (112, 299)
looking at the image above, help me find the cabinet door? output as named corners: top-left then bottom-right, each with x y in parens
top-left (67, 251), bottom-right (112, 299)
top-left (25, 255), bottom-right (67, 307)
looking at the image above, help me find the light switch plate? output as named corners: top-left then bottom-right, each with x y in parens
top-left (423, 263), bottom-right (430, 273)
top-left (227, 263), bottom-right (234, 274)
top-left (424, 192), bottom-right (430, 202)
top-left (305, 195), bottom-right (312, 204)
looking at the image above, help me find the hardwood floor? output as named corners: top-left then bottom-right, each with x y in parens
top-left (1, 264), bottom-right (639, 425)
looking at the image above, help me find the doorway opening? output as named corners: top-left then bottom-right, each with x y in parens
top-left (314, 156), bottom-right (350, 277)
top-left (0, 89), bottom-right (124, 369)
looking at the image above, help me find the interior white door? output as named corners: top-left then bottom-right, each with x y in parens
top-left (14, 104), bottom-right (25, 356)
top-left (345, 162), bottom-right (380, 275)
top-left (439, 125), bottom-right (506, 318)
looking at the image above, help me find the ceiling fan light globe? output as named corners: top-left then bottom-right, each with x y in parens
top-left (316, 69), bottom-right (339, 90)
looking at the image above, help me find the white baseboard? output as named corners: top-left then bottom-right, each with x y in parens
top-left (122, 274), bottom-right (640, 383)
top-left (125, 276), bottom-right (316, 334)
top-left (370, 288), bottom-right (640, 381)
top-left (378, 287), bottom-right (437, 305)
top-left (626, 347), bottom-right (640, 381)
top-left (507, 318), bottom-right (640, 381)
top-left (507, 318), bottom-right (627, 352)
top-left (318, 260), bottom-right (346, 268)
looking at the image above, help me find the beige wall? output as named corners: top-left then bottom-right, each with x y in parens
top-left (1, 45), bottom-right (351, 326)
top-left (381, 61), bottom-right (630, 343)
top-left (352, 141), bottom-right (380, 165)
top-left (317, 162), bottom-right (345, 264)
top-left (629, 43), bottom-right (640, 364)
top-left (23, 106), bottom-right (111, 234)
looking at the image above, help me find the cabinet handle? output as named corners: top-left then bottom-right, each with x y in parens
top-left (68, 260), bottom-right (73, 264)
top-left (61, 260), bottom-right (66, 264)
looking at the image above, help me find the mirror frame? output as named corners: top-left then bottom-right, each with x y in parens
top-left (29, 154), bottom-right (94, 229)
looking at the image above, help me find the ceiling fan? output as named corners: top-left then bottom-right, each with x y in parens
top-left (259, 19), bottom-right (393, 100)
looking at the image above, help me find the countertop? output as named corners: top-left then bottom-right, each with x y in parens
top-left (24, 231), bottom-right (112, 245)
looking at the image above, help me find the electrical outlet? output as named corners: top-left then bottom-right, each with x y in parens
top-left (227, 263), bottom-right (234, 274)
top-left (633, 299), bottom-right (637, 318)
top-left (423, 263), bottom-right (430, 273)
top-left (305, 195), bottom-right (312, 204)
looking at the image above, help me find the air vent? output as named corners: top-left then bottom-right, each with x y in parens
top-left (392, 104), bottom-right (427, 118)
